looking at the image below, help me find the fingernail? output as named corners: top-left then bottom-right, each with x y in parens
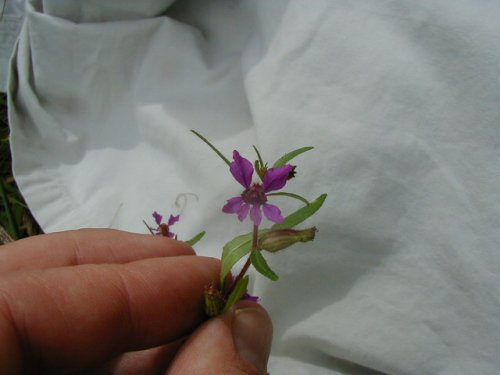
top-left (232, 306), bottom-right (273, 374)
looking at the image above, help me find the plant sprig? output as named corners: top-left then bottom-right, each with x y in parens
top-left (191, 130), bottom-right (327, 316)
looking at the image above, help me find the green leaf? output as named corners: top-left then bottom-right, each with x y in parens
top-left (272, 193), bottom-right (327, 230)
top-left (266, 191), bottom-right (310, 205)
top-left (223, 275), bottom-right (249, 313)
top-left (220, 230), bottom-right (269, 285)
top-left (273, 146), bottom-right (314, 167)
top-left (0, 179), bottom-right (19, 240)
top-left (252, 145), bottom-right (264, 167)
top-left (142, 220), bottom-right (155, 235)
top-left (184, 231), bottom-right (205, 246)
top-left (191, 130), bottom-right (231, 166)
top-left (250, 250), bottom-right (279, 281)
top-left (7, 196), bottom-right (28, 209)
top-left (12, 204), bottom-right (23, 223)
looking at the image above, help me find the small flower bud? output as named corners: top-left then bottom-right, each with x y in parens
top-left (258, 227), bottom-right (317, 253)
top-left (203, 283), bottom-right (226, 317)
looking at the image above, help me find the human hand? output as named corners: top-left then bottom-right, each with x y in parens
top-left (0, 229), bottom-right (272, 374)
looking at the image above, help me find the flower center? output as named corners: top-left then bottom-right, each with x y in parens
top-left (158, 223), bottom-right (170, 237)
top-left (242, 183), bottom-right (267, 205)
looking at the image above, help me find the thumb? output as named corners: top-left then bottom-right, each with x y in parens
top-left (167, 301), bottom-right (273, 375)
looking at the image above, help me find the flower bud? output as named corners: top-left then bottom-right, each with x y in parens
top-left (258, 227), bottom-right (317, 253)
top-left (204, 283), bottom-right (225, 317)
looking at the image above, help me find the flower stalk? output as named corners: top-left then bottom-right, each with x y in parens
top-left (189, 130), bottom-right (327, 316)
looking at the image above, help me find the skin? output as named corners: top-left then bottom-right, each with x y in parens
top-left (0, 229), bottom-right (272, 374)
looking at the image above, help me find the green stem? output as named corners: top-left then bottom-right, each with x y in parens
top-left (252, 224), bottom-right (258, 250)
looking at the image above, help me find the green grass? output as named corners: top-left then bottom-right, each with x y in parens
top-left (0, 93), bottom-right (42, 243)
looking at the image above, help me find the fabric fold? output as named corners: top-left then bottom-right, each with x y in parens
top-left (8, 1), bottom-right (500, 374)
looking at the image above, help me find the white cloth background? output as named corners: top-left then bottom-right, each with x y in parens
top-left (0, 0), bottom-right (25, 91)
top-left (7, 1), bottom-right (500, 374)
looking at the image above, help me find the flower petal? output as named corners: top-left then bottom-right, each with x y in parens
top-left (152, 211), bottom-right (163, 225)
top-left (262, 203), bottom-right (284, 223)
top-left (263, 164), bottom-right (294, 192)
top-left (250, 205), bottom-right (262, 226)
top-left (230, 150), bottom-right (254, 189)
top-left (168, 214), bottom-right (180, 226)
top-left (223, 197), bottom-right (244, 213)
top-left (243, 292), bottom-right (260, 302)
top-left (237, 203), bottom-right (250, 221)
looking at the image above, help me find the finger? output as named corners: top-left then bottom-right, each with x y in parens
top-left (87, 340), bottom-right (185, 375)
top-left (167, 301), bottom-right (273, 375)
top-left (0, 229), bottom-right (194, 273)
top-left (0, 255), bottom-right (220, 374)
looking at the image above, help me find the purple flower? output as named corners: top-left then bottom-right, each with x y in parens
top-left (222, 150), bottom-right (294, 226)
top-left (152, 211), bottom-right (180, 238)
top-left (243, 292), bottom-right (260, 303)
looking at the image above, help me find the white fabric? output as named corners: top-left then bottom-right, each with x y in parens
top-left (0, 0), bottom-right (25, 91)
top-left (8, 1), bottom-right (500, 374)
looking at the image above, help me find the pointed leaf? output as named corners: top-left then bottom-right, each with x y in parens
top-left (252, 145), bottom-right (264, 167)
top-left (143, 220), bottom-right (155, 235)
top-left (184, 231), bottom-right (206, 246)
top-left (223, 275), bottom-right (249, 313)
top-left (266, 191), bottom-right (310, 205)
top-left (220, 233), bottom-right (252, 284)
top-left (250, 250), bottom-right (279, 281)
top-left (220, 229), bottom-right (269, 284)
top-left (273, 146), bottom-right (314, 167)
top-left (191, 130), bottom-right (231, 166)
top-left (272, 194), bottom-right (327, 230)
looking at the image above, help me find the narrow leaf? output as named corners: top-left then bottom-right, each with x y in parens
top-left (7, 196), bottom-right (28, 209)
top-left (0, 179), bottom-right (19, 240)
top-left (220, 230), bottom-right (269, 284)
top-left (223, 275), bottom-right (249, 312)
top-left (266, 191), bottom-right (310, 205)
top-left (191, 130), bottom-right (231, 166)
top-left (273, 146), bottom-right (314, 167)
top-left (251, 250), bottom-right (279, 281)
top-left (220, 233), bottom-right (252, 284)
top-left (252, 145), bottom-right (264, 168)
top-left (184, 231), bottom-right (206, 246)
top-left (272, 193), bottom-right (327, 230)
top-left (143, 220), bottom-right (155, 235)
